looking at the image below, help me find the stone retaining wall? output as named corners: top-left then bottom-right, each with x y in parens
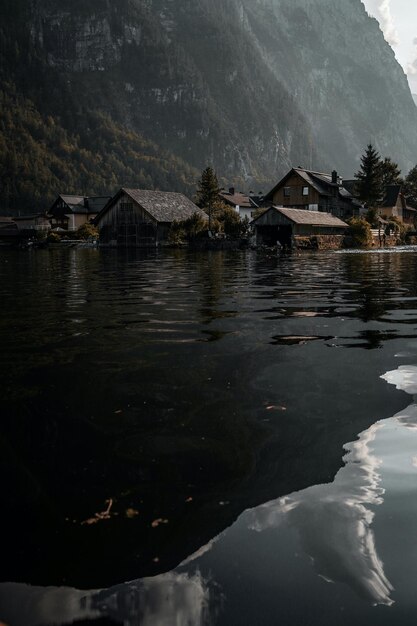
top-left (293, 235), bottom-right (345, 251)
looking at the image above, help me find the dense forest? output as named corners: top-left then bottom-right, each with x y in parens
top-left (0, 84), bottom-right (198, 213)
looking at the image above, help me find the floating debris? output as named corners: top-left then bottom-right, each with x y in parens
top-left (81, 499), bottom-right (114, 526)
top-left (151, 518), bottom-right (169, 528)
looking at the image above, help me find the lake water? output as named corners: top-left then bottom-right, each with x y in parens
top-left (1, 247), bottom-right (417, 625)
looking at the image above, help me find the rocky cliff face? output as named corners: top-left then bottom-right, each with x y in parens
top-left (1, 0), bottom-right (416, 209)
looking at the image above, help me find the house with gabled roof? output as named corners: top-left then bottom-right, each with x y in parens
top-left (264, 167), bottom-right (362, 220)
top-left (48, 195), bottom-right (111, 231)
top-left (218, 187), bottom-right (259, 221)
top-left (377, 185), bottom-right (417, 225)
top-left (95, 188), bottom-right (207, 247)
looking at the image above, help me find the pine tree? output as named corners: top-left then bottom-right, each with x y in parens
top-left (196, 166), bottom-right (220, 211)
top-left (355, 144), bottom-right (383, 207)
top-left (379, 157), bottom-right (403, 188)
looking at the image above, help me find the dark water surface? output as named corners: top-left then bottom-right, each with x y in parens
top-left (2, 248), bottom-right (417, 625)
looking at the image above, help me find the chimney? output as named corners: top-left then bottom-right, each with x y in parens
top-left (332, 170), bottom-right (338, 184)
top-left (229, 187), bottom-right (235, 195)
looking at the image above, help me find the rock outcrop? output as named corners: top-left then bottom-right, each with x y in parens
top-left (1, 0), bottom-right (416, 210)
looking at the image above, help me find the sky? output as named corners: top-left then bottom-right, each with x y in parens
top-left (362, 0), bottom-right (417, 93)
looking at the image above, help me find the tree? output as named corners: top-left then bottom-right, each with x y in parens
top-left (404, 165), bottom-right (417, 208)
top-left (354, 144), bottom-right (383, 207)
top-left (196, 167), bottom-right (220, 213)
top-left (379, 157), bottom-right (403, 188)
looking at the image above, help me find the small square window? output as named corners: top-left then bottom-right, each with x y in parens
top-left (284, 187), bottom-right (291, 197)
top-left (302, 187), bottom-right (309, 196)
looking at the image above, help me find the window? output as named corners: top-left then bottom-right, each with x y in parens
top-left (284, 187), bottom-right (291, 197)
top-left (120, 202), bottom-right (133, 213)
top-left (302, 187), bottom-right (309, 196)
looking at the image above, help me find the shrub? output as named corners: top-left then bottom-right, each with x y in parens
top-left (212, 205), bottom-right (247, 238)
top-left (168, 213), bottom-right (208, 242)
top-left (76, 222), bottom-right (99, 240)
top-left (346, 217), bottom-right (373, 248)
top-left (47, 231), bottom-right (61, 243)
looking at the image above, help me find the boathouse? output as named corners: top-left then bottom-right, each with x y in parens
top-left (253, 207), bottom-right (348, 249)
top-left (95, 188), bottom-right (207, 247)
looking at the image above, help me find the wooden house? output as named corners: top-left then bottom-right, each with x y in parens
top-left (218, 188), bottom-right (259, 221)
top-left (377, 185), bottom-right (417, 225)
top-left (264, 168), bottom-right (361, 220)
top-left (95, 188), bottom-right (207, 247)
top-left (48, 195), bottom-right (111, 231)
top-left (253, 206), bottom-right (348, 248)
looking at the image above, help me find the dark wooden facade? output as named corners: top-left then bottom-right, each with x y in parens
top-left (96, 189), bottom-right (205, 247)
top-left (253, 207), bottom-right (348, 247)
top-left (265, 168), bottom-right (361, 220)
top-left (98, 195), bottom-right (163, 247)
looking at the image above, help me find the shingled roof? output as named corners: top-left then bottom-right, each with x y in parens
top-left (219, 190), bottom-right (256, 209)
top-left (276, 207), bottom-right (347, 226)
top-left (60, 195), bottom-right (85, 212)
top-left (264, 167), bottom-right (360, 206)
top-left (253, 206), bottom-right (348, 227)
top-left (96, 189), bottom-right (207, 224)
top-left (57, 195), bottom-right (110, 214)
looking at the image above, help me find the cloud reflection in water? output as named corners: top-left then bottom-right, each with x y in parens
top-left (0, 571), bottom-right (210, 626)
top-left (244, 422), bottom-right (393, 606)
top-left (4, 365), bottom-right (417, 623)
top-left (243, 364), bottom-right (417, 607)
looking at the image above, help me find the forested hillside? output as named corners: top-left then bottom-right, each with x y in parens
top-left (1, 0), bottom-right (417, 213)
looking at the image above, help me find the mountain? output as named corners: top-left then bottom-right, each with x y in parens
top-left (1, 0), bottom-right (417, 212)
top-left (413, 94), bottom-right (417, 106)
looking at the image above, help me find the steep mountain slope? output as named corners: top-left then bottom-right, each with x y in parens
top-left (0, 0), bottom-right (416, 211)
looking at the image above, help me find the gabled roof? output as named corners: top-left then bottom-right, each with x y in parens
top-left (219, 190), bottom-right (257, 209)
top-left (253, 206), bottom-right (348, 228)
top-left (96, 189), bottom-right (207, 224)
top-left (380, 185), bottom-right (402, 208)
top-left (60, 195), bottom-right (85, 208)
top-left (85, 197), bottom-right (112, 213)
top-left (264, 167), bottom-right (357, 204)
top-left (54, 195), bottom-right (112, 214)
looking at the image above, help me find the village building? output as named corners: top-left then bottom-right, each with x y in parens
top-left (218, 188), bottom-right (259, 221)
top-left (263, 168), bottom-right (362, 220)
top-left (95, 188), bottom-right (207, 247)
top-left (377, 185), bottom-right (417, 225)
top-left (252, 206), bottom-right (348, 249)
top-left (13, 214), bottom-right (51, 234)
top-left (48, 195), bottom-right (111, 231)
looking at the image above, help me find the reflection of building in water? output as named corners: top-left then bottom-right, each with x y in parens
top-left (0, 572), bottom-right (210, 626)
